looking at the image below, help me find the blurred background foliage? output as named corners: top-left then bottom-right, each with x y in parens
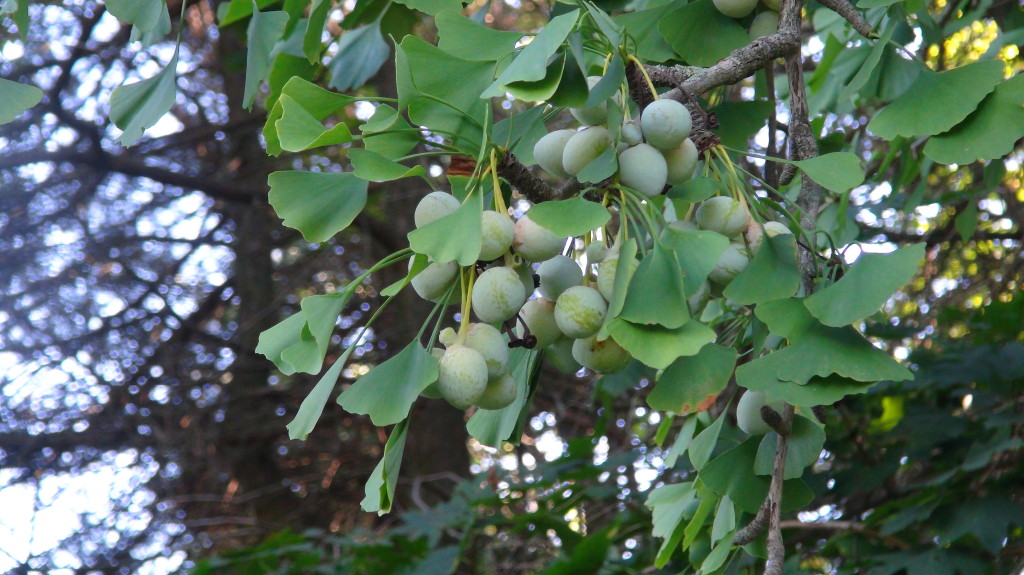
top-left (0, 0), bottom-right (1021, 574)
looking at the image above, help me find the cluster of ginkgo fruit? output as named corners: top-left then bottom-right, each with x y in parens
top-left (534, 79), bottom-right (701, 197)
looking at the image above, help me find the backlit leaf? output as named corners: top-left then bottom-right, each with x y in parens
top-left (868, 60), bottom-right (1004, 139)
top-left (276, 94), bottom-right (354, 152)
top-left (648, 344), bottom-right (737, 415)
top-left (349, 148), bottom-right (427, 182)
top-left (408, 193), bottom-right (483, 266)
top-left (607, 319), bottom-right (715, 370)
top-left (526, 197), bottom-right (610, 238)
top-left (924, 74), bottom-right (1024, 165)
top-left (338, 342), bottom-right (439, 426)
top-left (723, 233), bottom-right (800, 305)
top-left (436, 9), bottom-right (524, 62)
top-left (268, 171), bottom-right (369, 243)
top-left (483, 10), bottom-right (579, 97)
top-left (792, 152), bottom-right (865, 193)
top-left (243, 5), bottom-right (289, 109)
top-left (361, 419), bottom-right (408, 514)
top-left (804, 243), bottom-right (925, 327)
top-left (328, 23), bottom-right (391, 92)
top-left (0, 79), bottom-right (42, 124)
top-left (660, 0), bottom-right (747, 67)
top-left (110, 48), bottom-right (179, 146)
top-left (620, 240), bottom-right (689, 328)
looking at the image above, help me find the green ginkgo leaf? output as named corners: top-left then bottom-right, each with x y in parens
top-left (110, 47), bottom-right (179, 146)
top-left (0, 79), bottom-right (43, 124)
top-left (924, 74), bottom-right (1024, 165)
top-left (648, 344), bottom-right (737, 415)
top-left (337, 342), bottom-right (439, 426)
top-left (361, 419), bottom-right (408, 514)
top-left (525, 197), bottom-right (610, 238)
top-left (276, 95), bottom-right (354, 152)
top-left (620, 239), bottom-right (690, 328)
top-left (868, 60), bottom-right (1004, 139)
top-left (349, 148), bottom-right (427, 182)
top-left (482, 10), bottom-right (579, 97)
top-left (407, 193), bottom-right (482, 266)
top-left (724, 233), bottom-right (801, 305)
top-left (268, 171), bottom-right (369, 243)
top-left (791, 152), bottom-right (865, 193)
top-left (243, 5), bottom-right (289, 109)
top-left (607, 319), bottom-right (715, 370)
top-left (804, 243), bottom-right (925, 327)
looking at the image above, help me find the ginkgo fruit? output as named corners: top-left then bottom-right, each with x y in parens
top-left (464, 322), bottom-right (509, 378)
top-left (476, 372), bottom-right (517, 410)
top-left (554, 285), bottom-right (607, 339)
top-left (516, 298), bottom-right (562, 349)
top-left (472, 266), bottom-right (527, 324)
top-left (479, 210), bottom-right (515, 261)
top-left (640, 99), bottom-right (693, 150)
top-left (414, 191), bottom-right (460, 228)
top-left (570, 76), bottom-right (614, 126)
top-left (663, 138), bottom-right (699, 185)
top-left (572, 335), bottom-right (632, 374)
top-left (736, 390), bottom-right (785, 435)
top-left (713, 0), bottom-right (758, 18)
top-left (708, 241), bottom-right (750, 285)
top-left (619, 143), bottom-right (669, 197)
top-left (533, 129), bottom-right (576, 178)
top-left (437, 345), bottom-right (489, 409)
top-left (411, 259), bottom-right (458, 302)
top-left (695, 196), bottom-right (750, 237)
top-left (513, 214), bottom-right (566, 262)
top-left (537, 255), bottom-right (583, 300)
top-left (562, 126), bottom-right (612, 176)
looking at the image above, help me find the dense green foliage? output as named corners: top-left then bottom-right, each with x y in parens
top-left (2, 0), bottom-right (1022, 573)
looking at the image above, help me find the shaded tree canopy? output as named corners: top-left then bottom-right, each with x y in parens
top-left (0, 0), bottom-right (1022, 574)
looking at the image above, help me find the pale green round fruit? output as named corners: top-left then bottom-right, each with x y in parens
top-left (736, 391), bottom-right (785, 435)
top-left (619, 143), bottom-right (669, 197)
top-left (480, 210), bottom-right (515, 261)
top-left (411, 259), bottom-right (458, 302)
top-left (596, 252), bottom-right (638, 301)
top-left (562, 126), bottom-right (612, 176)
top-left (464, 322), bottom-right (509, 379)
top-left (664, 138), bottom-right (699, 185)
top-left (472, 266), bottom-right (527, 324)
top-left (533, 129), bottom-right (576, 178)
top-left (746, 220), bottom-right (792, 252)
top-left (537, 255), bottom-right (583, 300)
top-left (546, 337), bottom-right (582, 374)
top-left (585, 241), bottom-right (609, 264)
top-left (570, 76), bottom-right (614, 126)
top-left (749, 10), bottom-right (779, 40)
top-left (572, 335), bottom-right (632, 374)
top-left (554, 285), bottom-right (607, 339)
top-left (708, 241), bottom-right (750, 285)
top-left (714, 0), bottom-right (757, 18)
top-left (513, 214), bottom-right (566, 262)
top-left (621, 120), bottom-right (643, 146)
top-left (414, 191), bottom-right (460, 228)
top-left (695, 196), bottom-right (750, 237)
top-left (516, 298), bottom-right (562, 349)
top-left (476, 372), bottom-right (517, 410)
top-left (437, 345), bottom-right (489, 409)
top-left (761, 0), bottom-right (780, 11)
top-left (640, 99), bottom-right (693, 150)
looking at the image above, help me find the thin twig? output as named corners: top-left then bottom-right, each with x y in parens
top-left (816, 0), bottom-right (876, 38)
top-left (764, 404), bottom-right (795, 575)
